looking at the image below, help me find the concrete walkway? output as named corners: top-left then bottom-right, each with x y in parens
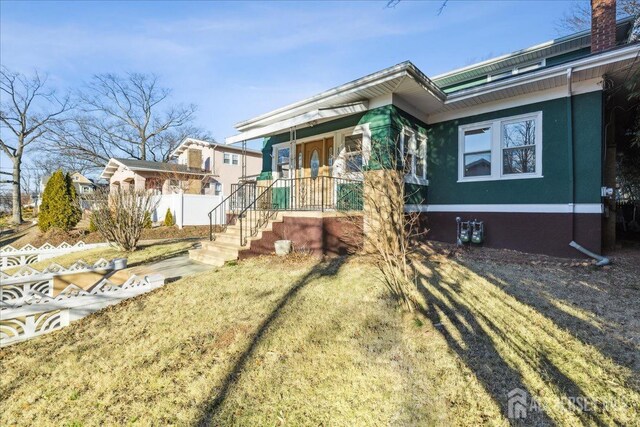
top-left (125, 254), bottom-right (213, 281)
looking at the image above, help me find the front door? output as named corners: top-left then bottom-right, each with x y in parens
top-left (297, 138), bottom-right (333, 209)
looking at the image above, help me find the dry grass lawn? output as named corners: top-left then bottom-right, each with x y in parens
top-left (1, 247), bottom-right (638, 426)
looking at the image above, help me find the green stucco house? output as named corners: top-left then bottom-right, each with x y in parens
top-left (190, 4), bottom-right (640, 265)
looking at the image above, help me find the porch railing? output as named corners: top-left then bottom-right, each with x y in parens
top-left (233, 176), bottom-right (364, 246)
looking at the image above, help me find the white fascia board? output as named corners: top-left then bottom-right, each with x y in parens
top-left (445, 44), bottom-right (640, 104)
top-left (404, 203), bottom-right (603, 214)
top-left (225, 102), bottom-right (369, 145)
top-left (235, 62), bottom-right (445, 132)
top-left (99, 159), bottom-right (125, 180)
top-left (235, 63), bottom-right (410, 131)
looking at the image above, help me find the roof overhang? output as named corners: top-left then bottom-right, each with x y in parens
top-left (100, 159), bottom-right (123, 180)
top-left (226, 61), bottom-right (446, 144)
top-left (225, 102), bottom-right (369, 145)
top-left (171, 137), bottom-right (264, 157)
top-left (100, 158), bottom-right (208, 181)
top-left (225, 42), bottom-right (639, 143)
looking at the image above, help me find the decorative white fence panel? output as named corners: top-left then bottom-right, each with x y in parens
top-left (0, 241), bottom-right (110, 268)
top-left (151, 193), bottom-right (224, 229)
top-left (0, 257), bottom-right (164, 346)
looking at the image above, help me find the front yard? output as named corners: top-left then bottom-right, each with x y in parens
top-left (1, 246), bottom-right (638, 425)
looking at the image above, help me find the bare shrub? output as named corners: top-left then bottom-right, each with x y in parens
top-left (91, 187), bottom-right (158, 251)
top-left (342, 136), bottom-right (427, 311)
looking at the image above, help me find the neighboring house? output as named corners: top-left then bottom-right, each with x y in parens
top-left (70, 172), bottom-right (98, 196)
top-left (41, 171), bottom-right (97, 196)
top-left (169, 138), bottom-right (262, 196)
top-left (100, 139), bottom-right (262, 197)
top-left (192, 2), bottom-right (640, 264)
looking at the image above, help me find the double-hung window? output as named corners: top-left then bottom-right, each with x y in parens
top-left (402, 129), bottom-right (427, 184)
top-left (458, 111), bottom-right (542, 182)
top-left (231, 154), bottom-right (239, 165)
top-left (223, 153), bottom-right (231, 164)
top-left (344, 134), bottom-right (363, 173)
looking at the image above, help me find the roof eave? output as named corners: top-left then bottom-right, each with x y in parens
top-left (444, 43), bottom-right (640, 104)
top-left (234, 61), bottom-right (445, 133)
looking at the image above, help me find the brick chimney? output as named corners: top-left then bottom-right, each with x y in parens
top-left (591, 0), bottom-right (617, 53)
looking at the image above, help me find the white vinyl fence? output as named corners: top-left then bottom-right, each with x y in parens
top-left (152, 193), bottom-right (223, 228)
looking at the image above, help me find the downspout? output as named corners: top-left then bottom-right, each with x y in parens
top-left (566, 67), bottom-right (610, 265)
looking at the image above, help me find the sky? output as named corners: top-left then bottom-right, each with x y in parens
top-left (1, 0), bottom-right (584, 174)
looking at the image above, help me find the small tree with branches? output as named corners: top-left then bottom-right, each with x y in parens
top-left (91, 187), bottom-right (158, 252)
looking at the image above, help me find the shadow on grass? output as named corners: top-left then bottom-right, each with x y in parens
top-left (415, 251), bottom-right (639, 426)
top-left (461, 259), bottom-right (640, 375)
top-left (196, 256), bottom-right (347, 426)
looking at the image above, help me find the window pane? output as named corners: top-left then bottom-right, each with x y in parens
top-left (503, 147), bottom-right (535, 174)
top-left (310, 150), bottom-right (320, 178)
top-left (345, 134), bottom-right (362, 152)
top-left (464, 152), bottom-right (491, 177)
top-left (464, 127), bottom-right (491, 153)
top-left (416, 156), bottom-right (425, 178)
top-left (277, 148), bottom-right (290, 164)
top-left (346, 154), bottom-right (363, 172)
top-left (503, 120), bottom-right (535, 148)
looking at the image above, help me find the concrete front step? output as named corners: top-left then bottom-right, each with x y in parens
top-left (190, 212), bottom-right (283, 266)
top-left (188, 249), bottom-right (226, 267)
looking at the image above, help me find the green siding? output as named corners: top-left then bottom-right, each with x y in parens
top-left (546, 47), bottom-right (591, 67)
top-left (260, 106), bottom-right (394, 174)
top-left (573, 91), bottom-right (603, 203)
top-left (256, 93), bottom-right (602, 207)
top-left (427, 92), bottom-right (602, 205)
top-left (440, 76), bottom-right (489, 94)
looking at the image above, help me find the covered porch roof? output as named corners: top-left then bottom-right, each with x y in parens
top-left (225, 61), bottom-right (446, 144)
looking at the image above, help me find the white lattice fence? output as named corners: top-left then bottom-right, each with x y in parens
top-left (0, 241), bottom-right (110, 268)
top-left (1, 266), bottom-right (164, 346)
top-left (0, 258), bottom-right (121, 304)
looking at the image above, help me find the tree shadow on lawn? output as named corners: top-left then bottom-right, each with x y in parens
top-left (459, 258), bottom-right (640, 374)
top-left (414, 254), bottom-right (640, 426)
top-left (196, 256), bottom-right (347, 426)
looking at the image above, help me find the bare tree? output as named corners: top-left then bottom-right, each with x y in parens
top-left (558, 0), bottom-right (639, 33)
top-left (0, 67), bottom-right (71, 224)
top-left (45, 73), bottom-right (205, 169)
top-left (91, 186), bottom-right (158, 252)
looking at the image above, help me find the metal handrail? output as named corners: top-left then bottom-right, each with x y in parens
top-left (208, 181), bottom-right (250, 241)
top-left (237, 179), bottom-right (281, 246)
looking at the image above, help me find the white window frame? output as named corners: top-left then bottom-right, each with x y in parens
top-left (214, 182), bottom-right (222, 196)
top-left (400, 127), bottom-right (428, 185)
top-left (272, 142), bottom-right (291, 178)
top-left (337, 123), bottom-right (371, 180)
top-left (223, 152), bottom-right (231, 164)
top-left (231, 154), bottom-right (239, 165)
top-left (458, 111), bottom-right (543, 182)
